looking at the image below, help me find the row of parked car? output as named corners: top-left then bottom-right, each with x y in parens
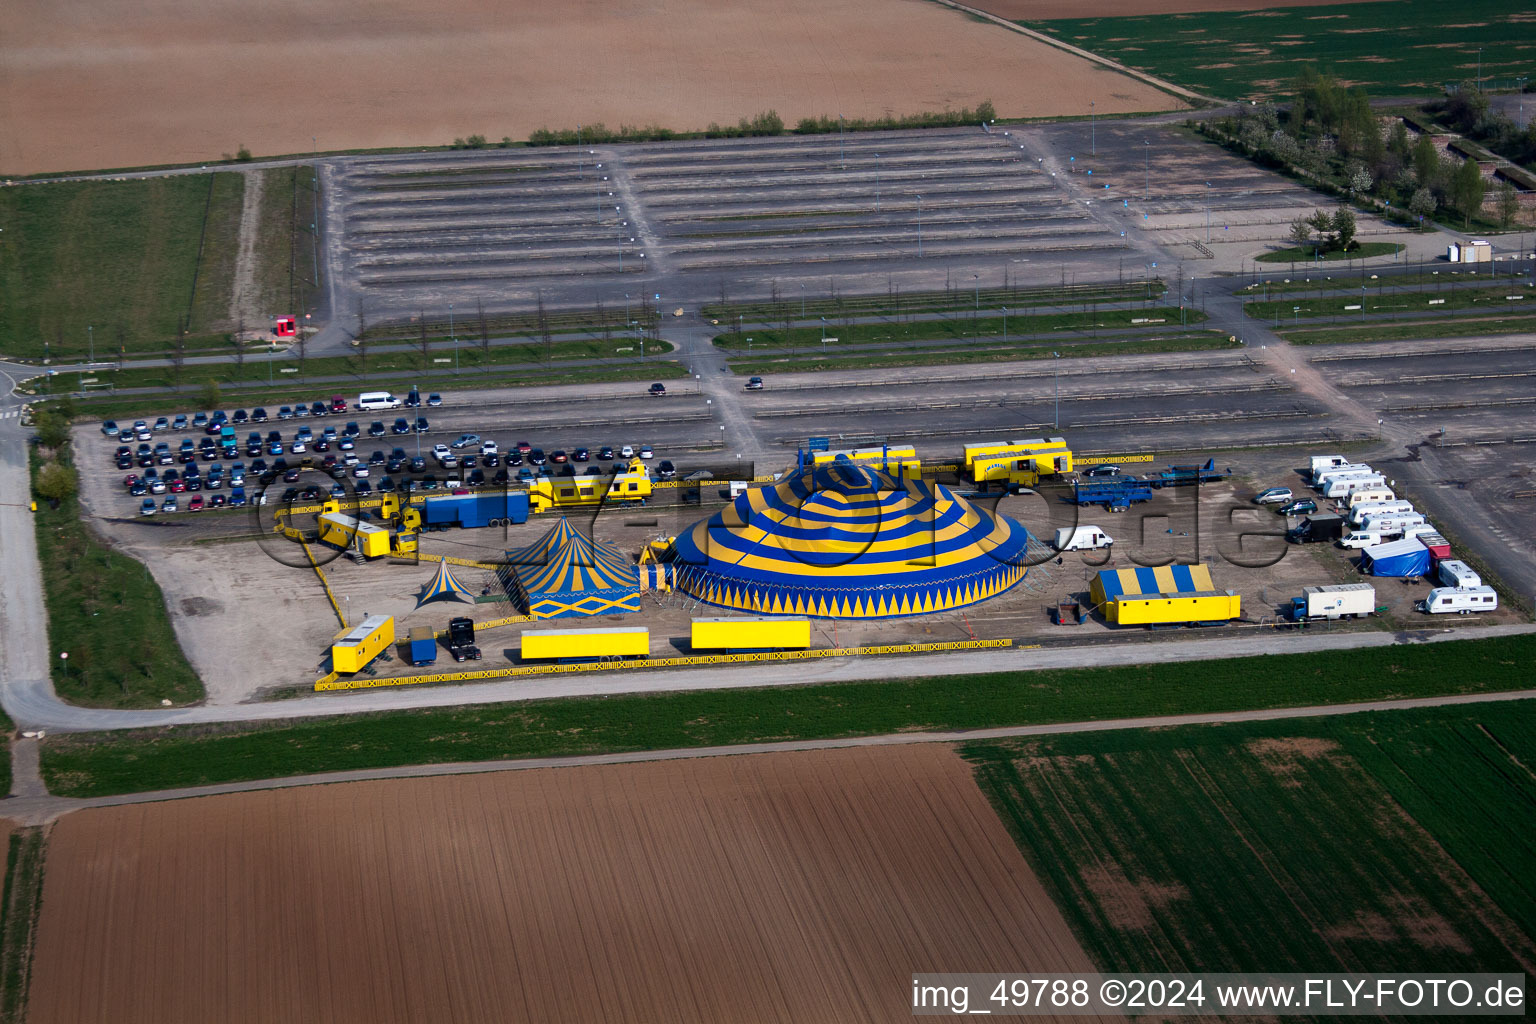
top-left (100, 393), bottom-right (447, 443)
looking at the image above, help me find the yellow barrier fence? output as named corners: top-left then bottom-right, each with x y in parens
top-left (413, 551), bottom-right (505, 571)
top-left (1083, 453), bottom-right (1157, 464)
top-left (315, 637), bottom-right (1018, 690)
top-left (432, 613), bottom-right (537, 639)
top-left (301, 539), bottom-right (349, 629)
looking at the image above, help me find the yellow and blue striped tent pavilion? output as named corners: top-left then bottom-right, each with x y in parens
top-left (1089, 564), bottom-right (1215, 606)
top-left (669, 458), bottom-right (1031, 619)
top-left (503, 517), bottom-right (640, 619)
top-left (416, 558), bottom-right (476, 607)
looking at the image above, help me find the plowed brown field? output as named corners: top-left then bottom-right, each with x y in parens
top-left (1, 0), bottom-right (1178, 175)
top-left (28, 745), bottom-right (1114, 1023)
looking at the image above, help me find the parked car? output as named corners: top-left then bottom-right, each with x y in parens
top-left (291, 402), bottom-right (308, 418)
top-left (529, 448), bottom-right (547, 465)
top-left (571, 447), bottom-right (588, 462)
top-left (620, 444), bottom-right (635, 458)
top-left (370, 421), bottom-right (388, 437)
top-left (162, 496), bottom-right (179, 513)
top-left (656, 460), bottom-right (677, 480)
top-left (251, 408), bottom-right (268, 423)
top-left (139, 498), bottom-right (157, 515)
top-left (369, 450), bottom-right (387, 466)
top-left (208, 494), bottom-right (227, 508)
top-left (188, 495), bottom-right (205, 512)
top-left (598, 445), bottom-right (614, 460)
top-left (376, 476), bottom-right (395, 493)
top-left (173, 414), bottom-right (190, 429)
top-left (1083, 464), bottom-right (1121, 478)
top-left (101, 419), bottom-right (121, 436)
top-left (391, 418), bottom-right (409, 435)
top-left (330, 395), bottom-right (348, 413)
top-left (483, 453), bottom-right (500, 468)
top-left (1254, 487), bottom-right (1294, 505)
top-left (414, 417), bottom-right (430, 433)
top-left (648, 382), bottom-right (667, 396)
top-left (192, 412), bottom-right (209, 428)
top-left (153, 416), bottom-right (170, 431)
top-left (404, 390), bottom-right (421, 408)
top-left (1277, 499), bottom-right (1318, 516)
top-left (745, 376), bottom-right (764, 390)
top-left (639, 445), bottom-right (654, 459)
top-left (515, 440), bottom-right (533, 454)
top-left (550, 449), bottom-right (568, 464)
top-left (278, 406), bottom-right (293, 420)
top-left (232, 409), bottom-right (248, 424)
top-left (432, 443), bottom-right (452, 460)
top-left (129, 481), bottom-right (147, 496)
top-left (427, 393), bottom-right (442, 407)
top-left (481, 440), bottom-right (499, 456)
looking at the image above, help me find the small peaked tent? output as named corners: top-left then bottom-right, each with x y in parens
top-left (503, 517), bottom-right (640, 618)
top-left (417, 558), bottom-right (476, 607)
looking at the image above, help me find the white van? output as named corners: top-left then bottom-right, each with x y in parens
top-left (1437, 559), bottom-right (1482, 589)
top-left (1338, 529), bottom-right (1386, 549)
top-left (1346, 487), bottom-right (1395, 508)
top-left (356, 391), bottom-right (402, 411)
top-left (1308, 454), bottom-right (1349, 479)
top-left (1323, 474), bottom-right (1387, 499)
top-left (1348, 500), bottom-right (1414, 526)
top-left (1359, 512), bottom-right (1425, 535)
top-left (1053, 525), bottom-right (1113, 551)
top-left (1420, 586), bottom-right (1498, 615)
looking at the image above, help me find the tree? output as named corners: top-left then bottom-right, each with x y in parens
top-left (1451, 158), bottom-right (1486, 228)
top-left (1495, 180), bottom-right (1520, 229)
top-left (417, 312), bottom-right (430, 366)
top-left (1288, 215), bottom-right (1313, 249)
top-left (477, 299), bottom-right (490, 360)
top-left (171, 318), bottom-right (187, 387)
top-left (233, 311), bottom-right (246, 371)
top-left (355, 302), bottom-right (368, 372)
top-left (35, 461), bottom-right (77, 506)
top-left (35, 411), bottom-right (70, 451)
top-left (1412, 133), bottom-right (1439, 188)
top-left (1331, 207), bottom-right (1357, 252)
top-left (1307, 209), bottom-right (1333, 250)
top-left (1346, 164), bottom-right (1373, 197)
top-left (537, 291), bottom-right (551, 363)
top-left (1408, 186), bottom-right (1437, 226)
top-left (199, 381), bottom-right (221, 409)
top-left (1387, 121), bottom-right (1412, 163)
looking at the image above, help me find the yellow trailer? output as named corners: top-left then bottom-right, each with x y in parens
top-left (691, 617), bottom-right (811, 651)
top-left (525, 459), bottom-right (652, 513)
top-left (331, 614), bottom-right (395, 673)
top-left (810, 445), bottom-right (920, 475)
top-left (1108, 591), bottom-right (1241, 626)
top-left (520, 626), bottom-right (650, 660)
top-left (317, 509), bottom-right (392, 559)
top-left (964, 437), bottom-right (1073, 484)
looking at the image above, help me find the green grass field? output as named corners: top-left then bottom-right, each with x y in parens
top-left (31, 454), bottom-right (204, 709)
top-left (964, 699), bottom-right (1536, 976)
top-left (1024, 0), bottom-right (1530, 99)
top-left (0, 175), bottom-right (245, 359)
top-left (1282, 315), bottom-right (1536, 344)
top-left (1248, 285), bottom-right (1533, 320)
top-left (701, 281), bottom-right (1166, 322)
top-left (1256, 242), bottom-right (1404, 264)
top-left (37, 631), bottom-right (1536, 797)
top-left (712, 307), bottom-right (1203, 351)
top-left (726, 332), bottom-right (1237, 375)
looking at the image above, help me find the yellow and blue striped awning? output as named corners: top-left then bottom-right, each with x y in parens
top-left (1090, 564), bottom-right (1214, 604)
top-left (416, 559), bottom-right (476, 606)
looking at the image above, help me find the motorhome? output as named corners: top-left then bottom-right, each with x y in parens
top-left (1419, 586), bottom-right (1498, 615)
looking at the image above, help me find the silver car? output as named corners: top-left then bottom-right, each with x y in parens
top-left (1254, 487), bottom-right (1294, 505)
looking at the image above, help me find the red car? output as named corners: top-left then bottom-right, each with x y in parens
top-left (123, 474), bottom-right (140, 489)
top-left (168, 477), bottom-right (187, 493)
top-left (330, 395), bottom-right (348, 413)
top-left (188, 495), bottom-right (205, 512)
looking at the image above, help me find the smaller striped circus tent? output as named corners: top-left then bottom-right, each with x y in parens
top-left (502, 517), bottom-right (641, 619)
top-left (416, 559), bottom-right (476, 607)
top-left (669, 458), bottom-right (1031, 619)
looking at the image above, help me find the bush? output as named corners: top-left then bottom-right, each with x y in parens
top-left (235, 144), bottom-right (252, 162)
top-left (34, 460), bottom-right (76, 505)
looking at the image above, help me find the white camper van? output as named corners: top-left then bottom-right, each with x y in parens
top-left (1346, 487), bottom-right (1395, 508)
top-left (1359, 512), bottom-right (1426, 535)
top-left (1348, 499), bottom-right (1413, 525)
top-left (1420, 586), bottom-right (1498, 615)
top-left (1323, 474), bottom-right (1387, 499)
top-left (1437, 559), bottom-right (1482, 589)
top-left (1053, 525), bottom-right (1113, 551)
top-left (1313, 463), bottom-right (1373, 488)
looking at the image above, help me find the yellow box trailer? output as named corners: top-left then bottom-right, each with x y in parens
top-left (520, 626), bottom-right (650, 660)
top-left (964, 437), bottom-right (1073, 483)
top-left (691, 617), bottom-right (812, 651)
top-left (525, 460), bottom-right (653, 513)
top-left (317, 510), bottom-right (392, 559)
top-left (331, 614), bottom-right (396, 673)
top-left (1108, 591), bottom-right (1241, 626)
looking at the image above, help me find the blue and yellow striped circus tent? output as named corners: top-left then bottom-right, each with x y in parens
top-left (503, 517), bottom-right (641, 619)
top-left (1089, 564), bottom-right (1214, 605)
top-left (669, 458), bottom-right (1030, 619)
top-left (416, 558), bottom-right (476, 607)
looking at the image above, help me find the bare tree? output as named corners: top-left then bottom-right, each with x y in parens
top-left (171, 318), bottom-right (187, 387)
top-left (537, 291), bottom-right (552, 363)
top-left (115, 323), bottom-right (126, 368)
top-left (597, 295), bottom-right (610, 345)
top-left (417, 312), bottom-right (430, 366)
top-left (355, 301), bottom-right (368, 373)
top-left (234, 311), bottom-right (246, 373)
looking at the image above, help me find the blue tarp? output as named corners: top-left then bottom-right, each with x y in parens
top-left (1359, 538), bottom-right (1431, 577)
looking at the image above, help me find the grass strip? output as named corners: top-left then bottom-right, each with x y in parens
top-left (713, 307), bottom-right (1201, 351)
top-left (0, 828), bottom-right (46, 1024)
top-left (702, 282), bottom-right (1165, 321)
top-left (1282, 316), bottom-right (1536, 345)
top-left (1255, 242), bottom-right (1404, 264)
top-left (31, 452), bottom-right (204, 708)
top-left (726, 332), bottom-right (1237, 375)
top-left (37, 631), bottom-right (1536, 798)
top-left (1248, 285), bottom-right (1535, 321)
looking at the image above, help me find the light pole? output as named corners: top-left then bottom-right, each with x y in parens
top-left (449, 303), bottom-right (457, 372)
top-left (1052, 352), bottom-right (1060, 428)
top-left (839, 113), bottom-right (846, 170)
top-left (1001, 306), bottom-right (1007, 345)
top-left (916, 194), bottom-right (923, 256)
top-left (87, 324), bottom-right (93, 364)
top-left (799, 283), bottom-right (806, 317)
top-left (1090, 100), bottom-right (1095, 156)
top-left (973, 274), bottom-right (980, 311)
top-left (1205, 181), bottom-right (1212, 243)
top-left (820, 317), bottom-right (827, 346)
top-left (1143, 140), bottom-right (1150, 200)
top-left (1477, 47), bottom-right (1482, 91)
top-left (874, 152), bottom-right (880, 212)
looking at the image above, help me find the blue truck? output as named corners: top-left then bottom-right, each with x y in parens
top-left (1072, 476), bottom-right (1154, 510)
top-left (419, 490), bottom-right (530, 529)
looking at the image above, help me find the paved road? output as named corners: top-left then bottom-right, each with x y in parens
top-left (6, 684), bottom-right (1531, 826)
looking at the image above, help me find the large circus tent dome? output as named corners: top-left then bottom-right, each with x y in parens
top-left (670, 459), bottom-right (1031, 619)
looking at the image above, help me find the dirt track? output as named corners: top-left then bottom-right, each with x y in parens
top-left (972, 0), bottom-right (1379, 18)
top-left (1, 0), bottom-right (1178, 175)
top-left (27, 744), bottom-right (1116, 1023)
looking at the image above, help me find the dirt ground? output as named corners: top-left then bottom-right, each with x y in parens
top-left (1, 0), bottom-right (1178, 176)
top-left (27, 744), bottom-right (1118, 1023)
top-left (971, 0), bottom-right (1384, 19)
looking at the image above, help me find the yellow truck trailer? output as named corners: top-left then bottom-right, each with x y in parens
top-left (520, 626), bottom-right (650, 660)
top-left (809, 445), bottom-right (921, 475)
top-left (1107, 590), bottom-right (1241, 626)
top-left (317, 509), bottom-right (392, 559)
top-left (330, 614), bottom-right (395, 673)
top-left (691, 617), bottom-right (811, 651)
top-left (964, 437), bottom-right (1073, 486)
top-left (525, 459), bottom-right (652, 513)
